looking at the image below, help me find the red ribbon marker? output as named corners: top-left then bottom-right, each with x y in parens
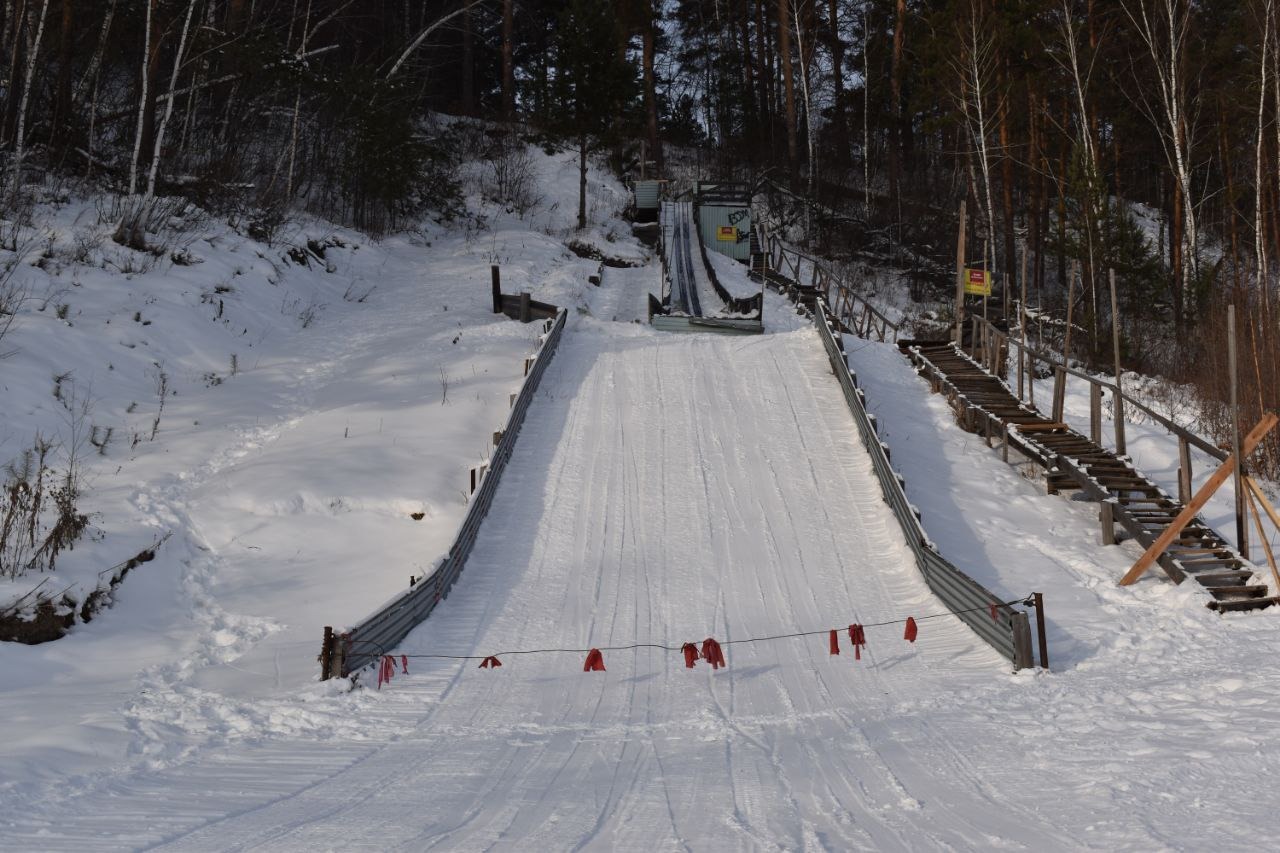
top-left (990, 603), bottom-right (999, 621)
top-left (401, 655), bottom-right (409, 674)
top-left (479, 656), bottom-right (502, 669)
top-left (848, 624), bottom-right (866, 660)
top-left (829, 629), bottom-right (840, 656)
top-left (701, 638), bottom-right (726, 670)
top-left (377, 655), bottom-right (397, 689)
top-left (583, 649), bottom-right (606, 672)
top-left (682, 643), bottom-right (699, 669)
top-left (904, 617), bottom-right (918, 644)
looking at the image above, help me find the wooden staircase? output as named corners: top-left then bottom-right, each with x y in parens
top-left (905, 341), bottom-right (1277, 612)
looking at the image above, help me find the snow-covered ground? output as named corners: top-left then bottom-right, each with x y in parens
top-left (0, 143), bottom-right (632, 793)
top-left (4, 138), bottom-right (1280, 850)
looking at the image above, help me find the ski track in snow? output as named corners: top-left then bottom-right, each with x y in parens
top-left (6, 265), bottom-right (1280, 850)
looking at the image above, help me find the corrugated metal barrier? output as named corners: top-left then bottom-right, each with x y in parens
top-left (813, 300), bottom-right (1037, 670)
top-left (323, 310), bottom-right (569, 679)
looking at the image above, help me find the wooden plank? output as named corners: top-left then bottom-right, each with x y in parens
top-left (1120, 413), bottom-right (1279, 586)
top-left (1017, 422), bottom-right (1071, 433)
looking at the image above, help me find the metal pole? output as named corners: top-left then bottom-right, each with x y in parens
top-left (1229, 304), bottom-right (1248, 559)
top-left (954, 200), bottom-right (967, 345)
top-left (1109, 269), bottom-right (1127, 456)
top-left (1033, 592), bottom-right (1049, 670)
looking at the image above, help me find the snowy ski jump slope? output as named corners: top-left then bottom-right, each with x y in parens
top-left (8, 234), bottom-right (1280, 849)
top-left (0, 284), bottom-right (1067, 850)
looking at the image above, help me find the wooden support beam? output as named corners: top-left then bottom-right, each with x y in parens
top-left (1244, 486), bottom-right (1280, 594)
top-left (1245, 476), bottom-right (1280, 533)
top-left (1120, 413), bottom-right (1278, 586)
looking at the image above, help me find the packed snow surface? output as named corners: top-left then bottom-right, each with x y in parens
top-left (4, 152), bottom-right (1280, 849)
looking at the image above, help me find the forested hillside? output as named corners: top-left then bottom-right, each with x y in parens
top-left (0, 0), bottom-right (1275, 468)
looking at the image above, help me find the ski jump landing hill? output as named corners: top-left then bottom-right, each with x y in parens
top-left (322, 212), bottom-right (1045, 684)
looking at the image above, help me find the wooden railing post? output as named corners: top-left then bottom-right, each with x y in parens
top-left (491, 265), bottom-right (502, 313)
top-left (1100, 502), bottom-right (1117, 546)
top-left (1052, 366), bottom-right (1067, 423)
top-left (1113, 390), bottom-right (1127, 457)
top-left (1090, 383), bottom-right (1102, 445)
top-left (1178, 437), bottom-right (1193, 503)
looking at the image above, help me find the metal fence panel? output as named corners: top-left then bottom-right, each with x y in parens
top-left (813, 302), bottom-right (1033, 670)
top-left (339, 310), bottom-right (569, 676)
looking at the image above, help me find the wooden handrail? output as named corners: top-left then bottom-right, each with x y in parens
top-left (761, 232), bottom-right (900, 337)
top-left (968, 313), bottom-right (1227, 462)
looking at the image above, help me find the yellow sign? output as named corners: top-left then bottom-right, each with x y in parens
top-left (716, 225), bottom-right (736, 242)
top-left (964, 268), bottom-right (992, 296)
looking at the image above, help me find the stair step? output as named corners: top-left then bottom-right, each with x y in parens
top-left (1208, 595), bottom-right (1280, 613)
top-left (1189, 570), bottom-right (1255, 587)
top-left (1208, 585), bottom-right (1271, 600)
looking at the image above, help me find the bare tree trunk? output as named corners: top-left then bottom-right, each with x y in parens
top-left (1122, 0), bottom-right (1200, 318)
top-left (643, 0), bottom-right (662, 174)
top-left (889, 0), bottom-right (905, 208)
top-left (128, 0), bottom-right (154, 196)
top-left (754, 0), bottom-right (771, 159)
top-left (827, 0), bottom-right (848, 168)
top-left (502, 0), bottom-right (514, 120)
top-left (461, 2), bottom-right (475, 117)
top-left (9, 0), bottom-right (48, 201)
top-left (1257, 0), bottom-right (1274, 285)
top-left (578, 133), bottom-right (588, 231)
top-left (145, 0), bottom-right (197, 199)
top-left (794, 0), bottom-right (817, 234)
top-left (778, 0), bottom-right (799, 189)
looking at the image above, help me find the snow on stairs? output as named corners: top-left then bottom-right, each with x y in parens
top-left (903, 340), bottom-right (1277, 613)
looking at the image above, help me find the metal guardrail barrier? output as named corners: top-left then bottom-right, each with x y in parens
top-left (813, 300), bottom-right (1039, 670)
top-left (321, 309), bottom-right (570, 679)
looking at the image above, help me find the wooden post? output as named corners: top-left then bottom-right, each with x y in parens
top-left (1019, 237), bottom-right (1028, 400)
top-left (1120, 413), bottom-right (1279, 585)
top-left (1229, 305), bottom-right (1248, 560)
top-left (1246, 476), bottom-right (1280, 531)
top-left (1052, 366), bottom-right (1066, 423)
top-left (1244, 486), bottom-right (1280, 593)
top-left (1178, 437), bottom-right (1193, 503)
top-left (320, 626), bottom-right (334, 680)
top-left (954, 200), bottom-right (967, 345)
top-left (331, 633), bottom-right (346, 680)
top-left (491, 265), bottom-right (502, 313)
top-left (519, 291), bottom-right (531, 323)
top-left (1063, 261), bottom-right (1077, 370)
top-left (1090, 383), bottom-right (1102, 445)
top-left (1108, 269), bottom-right (1127, 456)
top-left (1100, 501), bottom-right (1117, 546)
top-left (1033, 593), bottom-right (1049, 670)
top-left (1002, 422), bottom-right (1010, 462)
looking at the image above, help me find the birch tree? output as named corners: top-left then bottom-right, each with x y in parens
top-left (1122, 0), bottom-right (1200, 321)
top-left (8, 0), bottom-right (48, 202)
top-left (145, 0), bottom-right (199, 200)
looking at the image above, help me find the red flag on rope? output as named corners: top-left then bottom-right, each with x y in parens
top-left (848, 624), bottom-right (866, 660)
top-left (904, 617), bottom-right (918, 643)
top-left (682, 643), bottom-right (699, 669)
top-left (701, 638), bottom-right (726, 670)
top-left (479, 655), bottom-right (502, 669)
top-left (401, 655), bottom-right (409, 674)
top-left (583, 649), bottom-right (606, 672)
top-left (990, 603), bottom-right (999, 621)
top-left (377, 655), bottom-right (396, 689)
top-left (829, 629), bottom-right (840, 656)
